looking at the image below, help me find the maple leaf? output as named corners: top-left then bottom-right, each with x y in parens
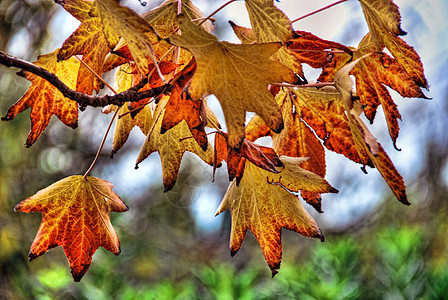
top-left (351, 34), bottom-right (429, 148)
top-left (160, 59), bottom-right (208, 150)
top-left (109, 104), bottom-right (153, 157)
top-left (214, 132), bottom-right (283, 184)
top-left (113, 0), bottom-right (214, 69)
top-left (162, 85), bottom-right (208, 151)
top-left (216, 157), bottom-right (338, 276)
top-left (359, 0), bottom-right (428, 88)
top-left (136, 96), bottom-right (214, 192)
top-left (14, 175), bottom-right (128, 281)
top-left (334, 56), bottom-right (409, 204)
top-left (244, 91), bottom-right (332, 212)
top-left (169, 15), bottom-right (296, 149)
top-left (56, 0), bottom-right (111, 94)
top-left (1, 50), bottom-right (80, 147)
top-left (93, 0), bottom-right (161, 77)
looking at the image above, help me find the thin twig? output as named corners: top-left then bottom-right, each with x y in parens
top-left (290, 49), bottom-right (347, 54)
top-left (197, 0), bottom-right (239, 26)
top-left (290, 0), bottom-right (349, 24)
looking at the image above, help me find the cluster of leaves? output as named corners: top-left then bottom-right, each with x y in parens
top-left (0, 0), bottom-right (428, 281)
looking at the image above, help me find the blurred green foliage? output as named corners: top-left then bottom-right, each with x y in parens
top-left (3, 224), bottom-right (447, 300)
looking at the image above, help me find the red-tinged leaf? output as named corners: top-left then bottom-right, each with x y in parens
top-left (287, 30), bottom-right (352, 69)
top-left (161, 60), bottom-right (208, 150)
top-left (161, 85), bottom-right (208, 151)
top-left (214, 132), bottom-right (283, 184)
top-left (291, 88), bottom-right (365, 165)
top-left (14, 175), bottom-right (128, 281)
top-left (351, 34), bottom-right (429, 147)
top-left (1, 50), bottom-right (80, 147)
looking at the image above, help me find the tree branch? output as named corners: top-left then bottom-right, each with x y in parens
top-left (0, 51), bottom-right (170, 108)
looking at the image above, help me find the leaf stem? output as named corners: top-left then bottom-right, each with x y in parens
top-left (290, 49), bottom-right (347, 54)
top-left (272, 82), bottom-right (335, 88)
top-left (75, 56), bottom-right (118, 94)
top-left (290, 0), bottom-right (349, 24)
top-left (83, 108), bottom-right (120, 178)
top-left (81, 56), bottom-right (122, 178)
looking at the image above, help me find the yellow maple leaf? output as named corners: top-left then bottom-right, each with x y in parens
top-left (244, 0), bottom-right (294, 43)
top-left (136, 96), bottom-right (214, 192)
top-left (169, 15), bottom-right (296, 149)
top-left (216, 156), bottom-right (337, 276)
top-left (2, 49), bottom-right (80, 147)
top-left (104, 63), bottom-right (153, 157)
top-left (142, 0), bottom-right (213, 66)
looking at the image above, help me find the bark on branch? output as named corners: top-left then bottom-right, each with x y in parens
top-left (0, 51), bottom-right (170, 108)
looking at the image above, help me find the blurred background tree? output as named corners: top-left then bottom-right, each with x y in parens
top-left (1, 0), bottom-right (448, 299)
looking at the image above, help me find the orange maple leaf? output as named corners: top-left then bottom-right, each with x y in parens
top-left (14, 175), bottom-right (128, 281)
top-left (1, 50), bottom-right (80, 147)
top-left (318, 33), bottom-right (428, 147)
top-left (292, 88), bottom-right (365, 165)
top-left (161, 59), bottom-right (209, 150)
top-left (245, 91), bottom-right (332, 212)
top-left (216, 157), bottom-right (337, 276)
top-left (351, 34), bottom-right (428, 148)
